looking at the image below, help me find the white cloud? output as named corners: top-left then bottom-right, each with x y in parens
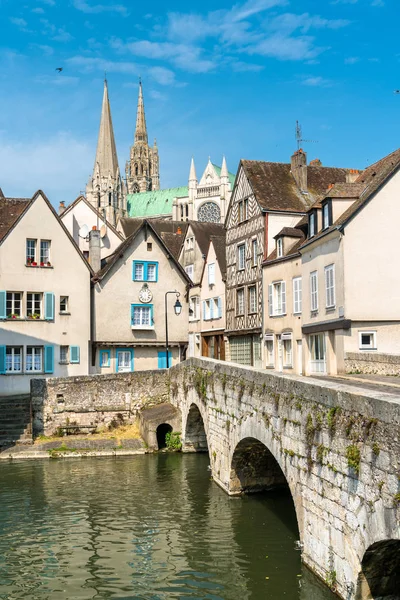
top-left (302, 76), bottom-right (332, 87)
top-left (148, 66), bottom-right (176, 86)
top-left (344, 56), bottom-right (359, 64)
top-left (67, 55), bottom-right (139, 75)
top-left (32, 8), bottom-right (45, 14)
top-left (30, 44), bottom-right (54, 56)
top-left (40, 19), bottom-right (73, 42)
top-left (10, 17), bottom-right (28, 27)
top-left (34, 74), bottom-right (80, 86)
top-left (73, 0), bottom-right (128, 15)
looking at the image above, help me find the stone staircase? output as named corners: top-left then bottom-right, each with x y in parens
top-left (0, 395), bottom-right (33, 451)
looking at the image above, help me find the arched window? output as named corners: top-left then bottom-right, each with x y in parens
top-left (180, 205), bottom-right (184, 219)
top-left (135, 164), bottom-right (138, 176)
top-left (185, 204), bottom-right (189, 218)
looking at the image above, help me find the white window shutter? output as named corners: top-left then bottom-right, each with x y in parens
top-left (203, 301), bottom-right (207, 320)
top-left (210, 300), bottom-right (214, 319)
top-left (299, 278), bottom-right (302, 313)
top-left (218, 297), bottom-right (222, 318)
top-left (281, 281), bottom-right (286, 314)
top-left (268, 284), bottom-right (273, 317)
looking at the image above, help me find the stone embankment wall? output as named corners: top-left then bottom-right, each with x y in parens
top-left (31, 371), bottom-right (169, 436)
top-left (345, 351), bottom-right (400, 376)
top-left (169, 358), bottom-right (400, 600)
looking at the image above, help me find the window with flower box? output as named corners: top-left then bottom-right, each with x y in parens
top-left (40, 240), bottom-right (51, 265)
top-left (26, 239), bottom-right (37, 265)
top-left (27, 293), bottom-right (42, 319)
top-left (6, 292), bottom-right (22, 318)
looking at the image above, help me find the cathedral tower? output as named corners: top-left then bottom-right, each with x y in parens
top-left (126, 81), bottom-right (160, 193)
top-left (86, 79), bottom-right (126, 225)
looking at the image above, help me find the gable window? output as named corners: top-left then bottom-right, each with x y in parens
top-left (359, 331), bottom-right (377, 350)
top-left (293, 277), bottom-right (302, 314)
top-left (236, 288), bottom-right (245, 315)
top-left (185, 264), bottom-right (194, 281)
top-left (40, 240), bottom-right (51, 264)
top-left (6, 347), bottom-right (22, 373)
top-left (238, 198), bottom-right (249, 223)
top-left (252, 238), bottom-right (257, 266)
top-left (237, 243), bottom-right (245, 270)
top-left (26, 239), bottom-right (37, 264)
top-left (208, 263), bottom-right (215, 285)
top-left (248, 285), bottom-right (257, 314)
top-left (6, 292), bottom-right (22, 318)
top-left (310, 271), bottom-right (318, 312)
top-left (132, 261), bottom-right (158, 282)
top-left (26, 346), bottom-right (42, 372)
top-left (322, 201), bottom-right (332, 230)
top-left (268, 281), bottom-right (286, 317)
top-left (27, 293), bottom-right (42, 319)
top-left (325, 264), bottom-right (335, 308)
top-left (186, 236), bottom-right (194, 250)
top-left (131, 304), bottom-right (153, 328)
top-left (59, 345), bottom-right (69, 364)
top-left (309, 211), bottom-right (316, 238)
top-left (189, 295), bottom-right (200, 321)
top-left (277, 238), bottom-right (283, 258)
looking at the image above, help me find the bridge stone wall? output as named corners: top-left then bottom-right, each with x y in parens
top-left (169, 358), bottom-right (400, 600)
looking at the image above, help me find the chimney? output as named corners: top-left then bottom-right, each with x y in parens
top-left (346, 169), bottom-right (360, 183)
top-left (291, 148), bottom-right (307, 191)
top-left (177, 226), bottom-right (182, 235)
top-left (88, 226), bottom-right (101, 273)
top-left (309, 158), bottom-right (322, 167)
top-left (58, 201), bottom-right (66, 215)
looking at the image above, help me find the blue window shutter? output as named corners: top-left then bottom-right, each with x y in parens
top-left (155, 262), bottom-right (159, 282)
top-left (203, 301), bottom-right (207, 320)
top-left (0, 346), bottom-right (6, 374)
top-left (0, 291), bottom-right (6, 319)
top-left (44, 346), bottom-right (54, 374)
top-left (70, 346), bottom-right (80, 364)
top-left (130, 349), bottom-right (134, 372)
top-left (44, 292), bottom-right (54, 320)
top-left (218, 297), bottom-right (222, 318)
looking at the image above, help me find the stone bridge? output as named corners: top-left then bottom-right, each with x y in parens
top-left (169, 358), bottom-right (400, 600)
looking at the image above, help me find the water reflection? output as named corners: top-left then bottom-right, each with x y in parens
top-left (0, 455), bottom-right (337, 599)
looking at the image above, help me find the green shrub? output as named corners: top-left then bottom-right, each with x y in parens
top-left (165, 431), bottom-right (182, 451)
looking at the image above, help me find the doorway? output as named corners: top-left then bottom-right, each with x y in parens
top-left (156, 423), bottom-right (172, 449)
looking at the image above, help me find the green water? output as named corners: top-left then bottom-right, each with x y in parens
top-left (0, 455), bottom-right (338, 599)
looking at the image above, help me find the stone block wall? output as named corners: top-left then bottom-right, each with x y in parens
top-left (31, 370), bottom-right (169, 436)
top-left (345, 351), bottom-right (400, 376)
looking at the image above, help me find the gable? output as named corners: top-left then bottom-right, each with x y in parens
top-left (225, 164), bottom-right (261, 230)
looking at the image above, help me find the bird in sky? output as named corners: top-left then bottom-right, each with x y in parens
top-left (55, 67), bottom-right (63, 73)
top-left (394, 90), bottom-right (400, 94)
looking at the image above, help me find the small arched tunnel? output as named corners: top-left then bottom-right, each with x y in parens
top-left (357, 540), bottom-right (400, 599)
top-left (184, 404), bottom-right (208, 453)
top-left (156, 423), bottom-right (172, 449)
top-left (230, 437), bottom-right (288, 494)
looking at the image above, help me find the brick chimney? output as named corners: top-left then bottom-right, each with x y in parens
top-left (291, 149), bottom-right (307, 191)
top-left (309, 158), bottom-right (322, 167)
top-left (88, 226), bottom-right (101, 273)
top-left (58, 201), bottom-right (66, 215)
top-left (346, 169), bottom-right (360, 183)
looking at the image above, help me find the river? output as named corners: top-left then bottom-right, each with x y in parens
top-left (0, 454), bottom-right (338, 599)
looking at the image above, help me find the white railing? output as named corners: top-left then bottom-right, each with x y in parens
top-left (197, 186), bottom-right (220, 198)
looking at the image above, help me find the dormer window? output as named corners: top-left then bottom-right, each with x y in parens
top-left (277, 238), bottom-right (283, 258)
top-left (322, 201), bottom-right (332, 230)
top-left (309, 211), bottom-right (316, 238)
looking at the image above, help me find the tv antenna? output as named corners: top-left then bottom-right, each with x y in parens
top-left (295, 121), bottom-right (318, 150)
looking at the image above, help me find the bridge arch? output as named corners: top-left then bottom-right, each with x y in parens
top-left (356, 539), bottom-right (400, 599)
top-left (183, 402), bottom-right (209, 453)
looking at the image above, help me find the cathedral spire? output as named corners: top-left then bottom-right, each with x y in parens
top-left (94, 79), bottom-right (119, 178)
top-left (134, 79), bottom-right (148, 145)
top-left (189, 157), bottom-right (197, 183)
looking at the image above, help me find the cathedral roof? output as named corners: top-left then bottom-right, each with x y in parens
top-left (127, 186), bottom-right (188, 218)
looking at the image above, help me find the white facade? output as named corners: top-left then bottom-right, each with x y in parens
top-left (0, 192), bottom-right (91, 395)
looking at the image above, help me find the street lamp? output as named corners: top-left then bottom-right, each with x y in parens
top-left (165, 291), bottom-right (182, 368)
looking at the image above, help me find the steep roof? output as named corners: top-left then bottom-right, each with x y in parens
top-left (241, 160), bottom-right (350, 213)
top-left (0, 196), bottom-right (32, 242)
top-left (61, 195), bottom-right (124, 240)
top-left (127, 186), bottom-right (188, 218)
top-left (274, 227), bottom-right (304, 239)
top-left (119, 217), bottom-right (188, 259)
top-left (210, 234), bottom-right (227, 279)
top-left (188, 221), bottom-right (225, 256)
top-left (94, 80), bottom-right (119, 178)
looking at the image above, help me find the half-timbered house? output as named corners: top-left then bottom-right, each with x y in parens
top-left (225, 150), bottom-right (353, 367)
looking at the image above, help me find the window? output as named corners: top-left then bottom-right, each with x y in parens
top-left (6, 292), bottom-right (22, 318)
top-left (309, 212), bottom-right (316, 238)
top-left (208, 263), bottom-right (215, 285)
top-left (100, 349), bottom-right (111, 367)
top-left (26, 239), bottom-right (37, 264)
top-left (60, 296), bottom-right (69, 313)
top-left (325, 264), bottom-right (335, 308)
top-left (131, 304), bottom-right (153, 328)
top-left (277, 238), bottom-right (283, 258)
top-left (293, 277), bottom-right (302, 314)
top-left (265, 335), bottom-right (274, 367)
top-left (268, 281), bottom-right (286, 316)
top-left (282, 334), bottom-right (292, 367)
top-left (6, 347), bottom-right (22, 372)
top-left (26, 346), bottom-right (42, 372)
top-left (147, 242), bottom-right (152, 251)
top-left (237, 243), bottom-right (245, 270)
top-left (204, 299), bottom-right (211, 320)
top-left (236, 288), bottom-right (245, 315)
top-left (310, 271), bottom-right (318, 312)
top-left (322, 201), bottom-right (332, 230)
top-left (310, 334), bottom-right (326, 373)
top-left (185, 264), bottom-right (194, 281)
top-left (189, 295), bottom-right (200, 321)
top-left (40, 240), bottom-right (51, 264)
top-left (213, 297), bottom-right (220, 319)
top-left (186, 237), bottom-right (194, 250)
top-left (252, 239), bottom-right (257, 266)
top-left (238, 201), bottom-right (243, 223)
top-left (248, 285), bottom-right (257, 314)
top-left (238, 199), bottom-right (249, 223)
top-left (59, 346), bottom-right (69, 364)
top-left (359, 331), bottom-right (377, 350)
top-left (27, 293), bottom-right (42, 318)
top-left (132, 261), bottom-right (158, 282)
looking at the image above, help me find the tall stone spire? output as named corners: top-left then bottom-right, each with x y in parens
top-left (86, 79), bottom-right (126, 225)
top-left (134, 80), bottom-right (148, 145)
top-left (189, 157), bottom-right (197, 183)
top-left (126, 80), bottom-right (160, 193)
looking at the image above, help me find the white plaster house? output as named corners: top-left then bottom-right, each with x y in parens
top-left (60, 195), bottom-right (124, 262)
top-left (92, 219), bottom-right (191, 373)
top-left (0, 189), bottom-right (92, 395)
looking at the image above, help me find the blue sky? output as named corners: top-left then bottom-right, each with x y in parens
top-left (0, 0), bottom-right (399, 204)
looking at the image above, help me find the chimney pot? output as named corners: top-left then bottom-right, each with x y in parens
top-left (58, 201), bottom-right (66, 215)
top-left (177, 226), bottom-right (182, 234)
